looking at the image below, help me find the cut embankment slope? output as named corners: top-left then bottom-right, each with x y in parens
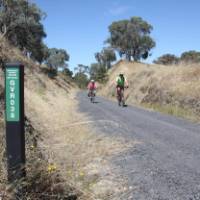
top-left (100, 60), bottom-right (200, 120)
top-left (0, 38), bottom-right (81, 199)
top-left (0, 40), bottom-right (133, 199)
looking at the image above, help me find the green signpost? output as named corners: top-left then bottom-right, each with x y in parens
top-left (6, 68), bottom-right (20, 122)
top-left (5, 63), bottom-right (25, 182)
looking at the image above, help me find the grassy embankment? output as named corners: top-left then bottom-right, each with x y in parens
top-left (100, 60), bottom-right (200, 122)
top-left (0, 39), bottom-right (134, 199)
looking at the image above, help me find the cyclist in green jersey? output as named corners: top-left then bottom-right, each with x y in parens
top-left (115, 72), bottom-right (129, 106)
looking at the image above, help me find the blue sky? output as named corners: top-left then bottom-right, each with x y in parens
top-left (33, 0), bottom-right (200, 70)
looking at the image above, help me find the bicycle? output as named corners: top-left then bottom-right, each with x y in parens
top-left (116, 86), bottom-right (128, 106)
top-left (88, 90), bottom-right (96, 103)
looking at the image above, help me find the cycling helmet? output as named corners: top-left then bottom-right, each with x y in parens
top-left (91, 80), bottom-right (95, 83)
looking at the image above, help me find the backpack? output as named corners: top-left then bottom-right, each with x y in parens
top-left (117, 75), bottom-right (125, 87)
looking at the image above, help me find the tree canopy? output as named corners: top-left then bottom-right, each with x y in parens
top-left (0, 0), bottom-right (47, 62)
top-left (46, 48), bottom-right (70, 70)
top-left (180, 51), bottom-right (200, 63)
top-left (154, 51), bottom-right (200, 66)
top-left (107, 17), bottom-right (155, 61)
top-left (74, 64), bottom-right (89, 88)
top-left (95, 47), bottom-right (116, 69)
top-left (92, 48), bottom-right (114, 83)
top-left (153, 54), bottom-right (179, 65)
top-left (89, 63), bottom-right (108, 83)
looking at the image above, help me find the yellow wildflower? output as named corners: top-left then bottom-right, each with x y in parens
top-left (47, 164), bottom-right (57, 173)
top-left (79, 171), bottom-right (85, 177)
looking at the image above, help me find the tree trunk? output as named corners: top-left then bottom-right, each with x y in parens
top-left (107, 62), bottom-right (111, 70)
top-left (127, 53), bottom-right (131, 61)
top-left (0, 25), bottom-right (8, 40)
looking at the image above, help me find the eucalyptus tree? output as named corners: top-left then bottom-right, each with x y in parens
top-left (46, 48), bottom-right (70, 70)
top-left (0, 0), bottom-right (46, 62)
top-left (154, 54), bottom-right (179, 65)
top-left (107, 16), bottom-right (155, 61)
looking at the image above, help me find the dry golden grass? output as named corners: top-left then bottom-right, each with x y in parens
top-left (0, 39), bottom-right (135, 199)
top-left (0, 70), bottom-right (80, 199)
top-left (100, 60), bottom-right (200, 120)
top-left (24, 71), bottom-right (135, 199)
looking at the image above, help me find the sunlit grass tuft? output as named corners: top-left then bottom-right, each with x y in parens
top-left (142, 103), bottom-right (200, 122)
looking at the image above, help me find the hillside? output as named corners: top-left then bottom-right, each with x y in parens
top-left (0, 38), bottom-right (80, 199)
top-left (100, 60), bottom-right (200, 121)
top-left (0, 40), bottom-right (133, 199)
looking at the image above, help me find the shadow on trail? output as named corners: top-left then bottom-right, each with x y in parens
top-left (123, 104), bottom-right (128, 107)
top-left (92, 101), bottom-right (100, 104)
